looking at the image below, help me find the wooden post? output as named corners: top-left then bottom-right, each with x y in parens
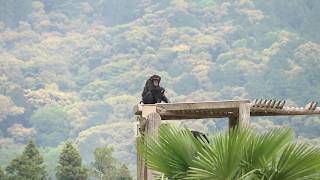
top-left (137, 141), bottom-right (144, 180)
top-left (137, 112), bottom-right (161, 180)
top-left (238, 102), bottom-right (250, 127)
top-left (229, 102), bottom-right (250, 129)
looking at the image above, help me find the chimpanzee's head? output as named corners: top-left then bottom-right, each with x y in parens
top-left (150, 75), bottom-right (161, 87)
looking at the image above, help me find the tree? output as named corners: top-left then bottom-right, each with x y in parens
top-left (0, 166), bottom-right (6, 179)
top-left (56, 142), bottom-right (88, 180)
top-left (5, 140), bottom-right (47, 180)
top-left (7, 124), bottom-right (35, 143)
top-left (92, 146), bottom-right (132, 180)
top-left (30, 106), bottom-right (69, 146)
top-left (92, 146), bottom-right (116, 179)
top-left (0, 95), bottom-right (24, 122)
top-left (138, 125), bottom-right (320, 179)
top-left (116, 165), bottom-right (132, 180)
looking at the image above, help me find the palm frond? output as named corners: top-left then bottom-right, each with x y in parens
top-left (138, 125), bottom-right (320, 180)
top-left (242, 128), bottom-right (293, 171)
top-left (187, 127), bottom-right (254, 179)
top-left (267, 143), bottom-right (320, 180)
top-left (137, 124), bottom-right (203, 179)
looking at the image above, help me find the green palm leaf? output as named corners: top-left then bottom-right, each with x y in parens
top-left (266, 143), bottom-right (320, 180)
top-left (138, 125), bottom-right (320, 180)
top-left (242, 128), bottom-right (293, 171)
top-left (137, 124), bottom-right (203, 179)
top-left (186, 127), bottom-right (253, 179)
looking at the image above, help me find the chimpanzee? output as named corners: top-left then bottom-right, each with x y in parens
top-left (142, 75), bottom-right (169, 104)
top-left (191, 130), bottom-right (209, 143)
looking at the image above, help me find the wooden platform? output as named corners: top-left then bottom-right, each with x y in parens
top-left (134, 99), bottom-right (320, 120)
top-left (134, 100), bottom-right (250, 120)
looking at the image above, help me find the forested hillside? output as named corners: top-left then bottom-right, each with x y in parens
top-left (1, 0), bottom-right (320, 179)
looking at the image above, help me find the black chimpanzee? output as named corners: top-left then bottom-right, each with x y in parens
top-left (142, 75), bottom-right (169, 104)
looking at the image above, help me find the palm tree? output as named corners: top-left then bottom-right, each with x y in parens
top-left (138, 125), bottom-right (320, 180)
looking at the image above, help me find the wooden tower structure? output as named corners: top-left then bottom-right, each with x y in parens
top-left (133, 99), bottom-right (320, 180)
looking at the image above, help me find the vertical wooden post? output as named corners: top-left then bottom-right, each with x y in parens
top-left (144, 112), bottom-right (161, 180)
top-left (238, 102), bottom-right (250, 127)
top-left (137, 141), bottom-right (144, 180)
top-left (228, 102), bottom-right (250, 129)
top-left (137, 110), bottom-right (161, 180)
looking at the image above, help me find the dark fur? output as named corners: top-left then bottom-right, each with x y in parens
top-left (142, 75), bottom-right (168, 104)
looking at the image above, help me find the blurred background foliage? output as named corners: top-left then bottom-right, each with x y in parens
top-left (0, 0), bottom-right (320, 179)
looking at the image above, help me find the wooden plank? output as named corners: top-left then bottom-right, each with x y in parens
top-left (161, 115), bottom-right (229, 120)
top-left (305, 101), bottom-right (314, 110)
top-left (279, 100), bottom-right (286, 109)
top-left (133, 100), bottom-right (250, 117)
top-left (156, 100), bottom-right (250, 111)
top-left (157, 108), bottom-right (237, 120)
top-left (266, 100), bottom-right (272, 108)
top-left (256, 99), bottom-right (263, 107)
top-left (270, 100), bottom-right (276, 108)
top-left (251, 107), bottom-right (320, 116)
top-left (311, 102), bottom-right (318, 111)
top-left (135, 100), bottom-right (320, 121)
top-left (274, 101), bottom-right (281, 109)
top-left (261, 99), bottom-right (268, 108)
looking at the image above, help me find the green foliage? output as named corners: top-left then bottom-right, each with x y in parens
top-left (30, 106), bottom-right (69, 146)
top-left (0, 95), bottom-right (24, 122)
top-left (174, 74), bottom-right (199, 95)
top-left (0, 166), bottom-right (6, 179)
top-left (91, 146), bottom-right (132, 180)
top-left (96, 0), bottom-right (143, 25)
top-left (56, 142), bottom-right (88, 180)
top-left (5, 140), bottom-right (47, 180)
top-left (40, 146), bottom-right (62, 180)
top-left (117, 165), bottom-right (132, 180)
top-left (256, 0), bottom-right (320, 41)
top-left (138, 125), bottom-right (204, 179)
top-left (139, 125), bottom-right (320, 179)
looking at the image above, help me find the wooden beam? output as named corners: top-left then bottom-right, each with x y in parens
top-left (156, 100), bottom-right (250, 111)
top-left (251, 107), bottom-right (320, 116)
top-left (138, 112), bottom-right (161, 180)
top-left (135, 103), bottom-right (320, 119)
top-left (312, 102), bottom-right (318, 110)
top-left (158, 109), bottom-right (235, 120)
top-left (269, 100), bottom-right (276, 108)
top-left (305, 101), bottom-right (318, 111)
